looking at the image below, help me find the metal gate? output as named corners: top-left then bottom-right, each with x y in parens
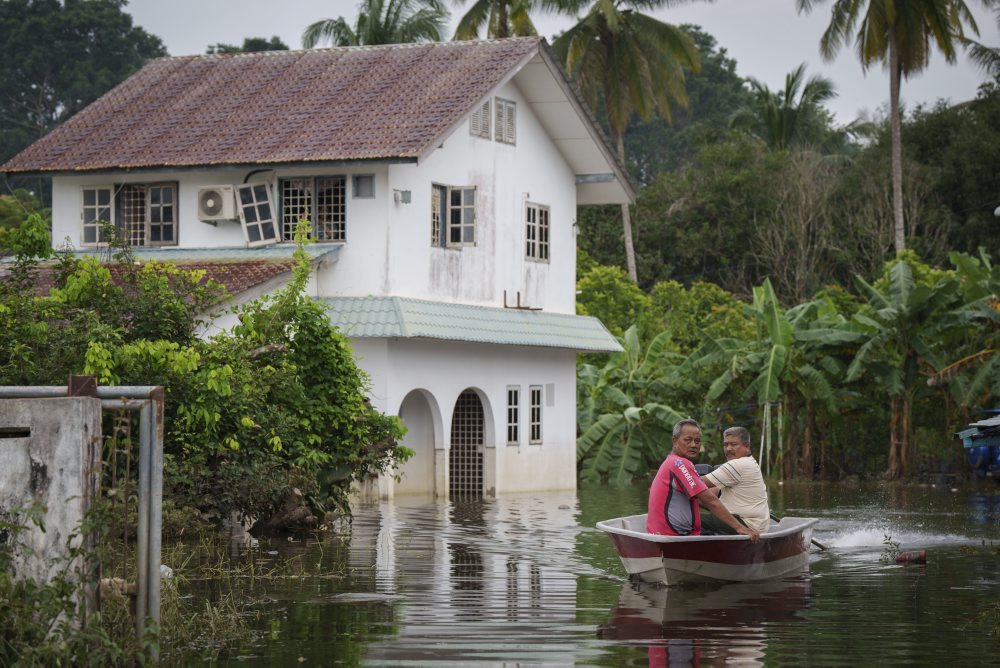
top-left (449, 389), bottom-right (483, 497)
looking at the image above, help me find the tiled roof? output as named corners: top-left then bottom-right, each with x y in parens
top-left (319, 296), bottom-right (623, 352)
top-left (2, 39), bottom-right (543, 174)
top-left (2, 245), bottom-right (339, 297)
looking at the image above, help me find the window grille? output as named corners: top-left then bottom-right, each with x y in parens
top-left (280, 176), bottom-right (346, 242)
top-left (237, 183), bottom-right (279, 247)
top-left (120, 185), bottom-right (146, 247)
top-left (506, 386), bottom-right (520, 445)
top-left (525, 203), bottom-right (550, 261)
top-left (469, 99), bottom-right (491, 139)
top-left (495, 98), bottom-right (516, 145)
top-left (431, 185), bottom-right (444, 246)
top-left (449, 389), bottom-right (484, 497)
top-left (529, 385), bottom-right (542, 444)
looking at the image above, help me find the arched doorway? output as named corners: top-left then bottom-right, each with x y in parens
top-left (396, 389), bottom-right (438, 495)
top-left (449, 389), bottom-right (484, 498)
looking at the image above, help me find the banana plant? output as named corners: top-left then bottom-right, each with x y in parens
top-left (576, 325), bottom-right (687, 482)
top-left (843, 254), bottom-right (984, 479)
top-left (683, 278), bottom-right (856, 477)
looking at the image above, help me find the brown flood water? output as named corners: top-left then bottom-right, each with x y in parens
top-left (215, 480), bottom-right (1000, 666)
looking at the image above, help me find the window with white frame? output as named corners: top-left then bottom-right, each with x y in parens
top-left (279, 176), bottom-right (347, 242)
top-left (469, 99), bottom-right (491, 139)
top-left (236, 183), bottom-right (279, 247)
top-left (506, 385), bottom-right (520, 445)
top-left (81, 186), bottom-right (113, 245)
top-left (431, 184), bottom-right (476, 247)
top-left (80, 183), bottom-right (177, 247)
top-left (525, 202), bottom-right (549, 261)
top-left (529, 385), bottom-right (542, 444)
top-left (495, 98), bottom-right (516, 145)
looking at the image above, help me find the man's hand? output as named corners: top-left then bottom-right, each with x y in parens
top-left (736, 525), bottom-right (760, 543)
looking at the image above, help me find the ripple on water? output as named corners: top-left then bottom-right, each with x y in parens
top-left (217, 483), bottom-right (1000, 666)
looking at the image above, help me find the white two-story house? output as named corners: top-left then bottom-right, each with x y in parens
top-left (2, 37), bottom-right (630, 498)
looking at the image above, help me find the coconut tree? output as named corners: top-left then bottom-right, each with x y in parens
top-left (452, 0), bottom-right (543, 39)
top-left (303, 0), bottom-right (448, 47)
top-left (796, 0), bottom-right (986, 257)
top-left (966, 5), bottom-right (1000, 75)
top-left (729, 63), bottom-right (837, 150)
top-left (552, 0), bottom-right (706, 283)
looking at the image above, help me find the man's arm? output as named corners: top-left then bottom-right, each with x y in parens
top-left (697, 478), bottom-right (722, 501)
top-left (695, 488), bottom-right (760, 543)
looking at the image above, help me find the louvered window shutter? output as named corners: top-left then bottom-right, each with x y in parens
top-left (495, 98), bottom-right (516, 144)
top-left (470, 99), bottom-right (490, 138)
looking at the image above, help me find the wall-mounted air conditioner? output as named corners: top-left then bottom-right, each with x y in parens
top-left (197, 185), bottom-right (237, 222)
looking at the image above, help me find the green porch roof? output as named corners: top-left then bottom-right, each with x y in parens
top-left (319, 296), bottom-right (622, 353)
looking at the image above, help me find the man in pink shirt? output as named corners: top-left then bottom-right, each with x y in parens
top-left (647, 419), bottom-right (759, 542)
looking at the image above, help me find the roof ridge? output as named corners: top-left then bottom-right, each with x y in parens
top-left (157, 36), bottom-right (543, 62)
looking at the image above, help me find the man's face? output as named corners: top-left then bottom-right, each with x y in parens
top-left (672, 425), bottom-right (702, 460)
top-left (723, 435), bottom-right (751, 461)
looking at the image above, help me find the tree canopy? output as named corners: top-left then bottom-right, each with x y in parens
top-left (206, 35), bottom-right (289, 54)
top-left (302, 0), bottom-right (449, 47)
top-left (0, 0), bottom-right (166, 177)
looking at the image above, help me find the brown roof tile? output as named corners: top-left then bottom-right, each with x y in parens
top-left (5, 259), bottom-right (295, 299)
top-left (2, 38), bottom-right (543, 174)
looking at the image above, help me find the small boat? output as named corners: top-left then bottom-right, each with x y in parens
top-left (596, 514), bottom-right (819, 585)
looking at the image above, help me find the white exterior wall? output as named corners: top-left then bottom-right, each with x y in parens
top-left (352, 338), bottom-right (577, 497)
top-left (49, 81), bottom-right (577, 314)
top-left (50, 166), bottom-right (390, 250)
top-left (46, 78), bottom-right (587, 498)
top-left (313, 80), bottom-right (578, 313)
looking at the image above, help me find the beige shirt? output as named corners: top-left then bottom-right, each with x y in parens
top-left (704, 455), bottom-right (770, 532)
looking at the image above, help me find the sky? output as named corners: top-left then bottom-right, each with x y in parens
top-left (125, 0), bottom-right (1000, 125)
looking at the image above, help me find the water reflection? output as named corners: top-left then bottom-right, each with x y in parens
top-left (222, 482), bottom-right (1000, 666)
top-left (599, 578), bottom-right (812, 666)
top-left (349, 493), bottom-right (594, 664)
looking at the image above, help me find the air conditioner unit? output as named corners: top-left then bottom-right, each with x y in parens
top-left (197, 185), bottom-right (237, 222)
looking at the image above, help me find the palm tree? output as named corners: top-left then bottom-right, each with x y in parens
top-left (966, 6), bottom-right (1000, 76)
top-left (452, 0), bottom-right (540, 39)
top-left (303, 0), bottom-right (448, 47)
top-left (796, 0), bottom-right (986, 257)
top-left (730, 63), bottom-right (837, 150)
top-left (552, 0), bottom-right (706, 283)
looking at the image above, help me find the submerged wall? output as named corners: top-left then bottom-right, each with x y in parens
top-left (0, 397), bottom-right (102, 584)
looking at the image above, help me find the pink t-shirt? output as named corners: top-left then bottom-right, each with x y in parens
top-left (647, 453), bottom-right (708, 535)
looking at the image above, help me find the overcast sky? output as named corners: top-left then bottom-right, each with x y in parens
top-left (126, 0), bottom-right (999, 125)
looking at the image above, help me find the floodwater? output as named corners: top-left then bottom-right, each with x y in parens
top-left (218, 481), bottom-right (1000, 666)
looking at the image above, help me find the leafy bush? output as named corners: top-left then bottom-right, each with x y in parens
top-left (1, 224), bottom-right (409, 524)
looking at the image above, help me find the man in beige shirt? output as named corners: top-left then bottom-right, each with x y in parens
top-left (699, 426), bottom-right (770, 534)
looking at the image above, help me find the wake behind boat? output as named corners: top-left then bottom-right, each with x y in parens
top-left (597, 514), bottom-right (818, 585)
